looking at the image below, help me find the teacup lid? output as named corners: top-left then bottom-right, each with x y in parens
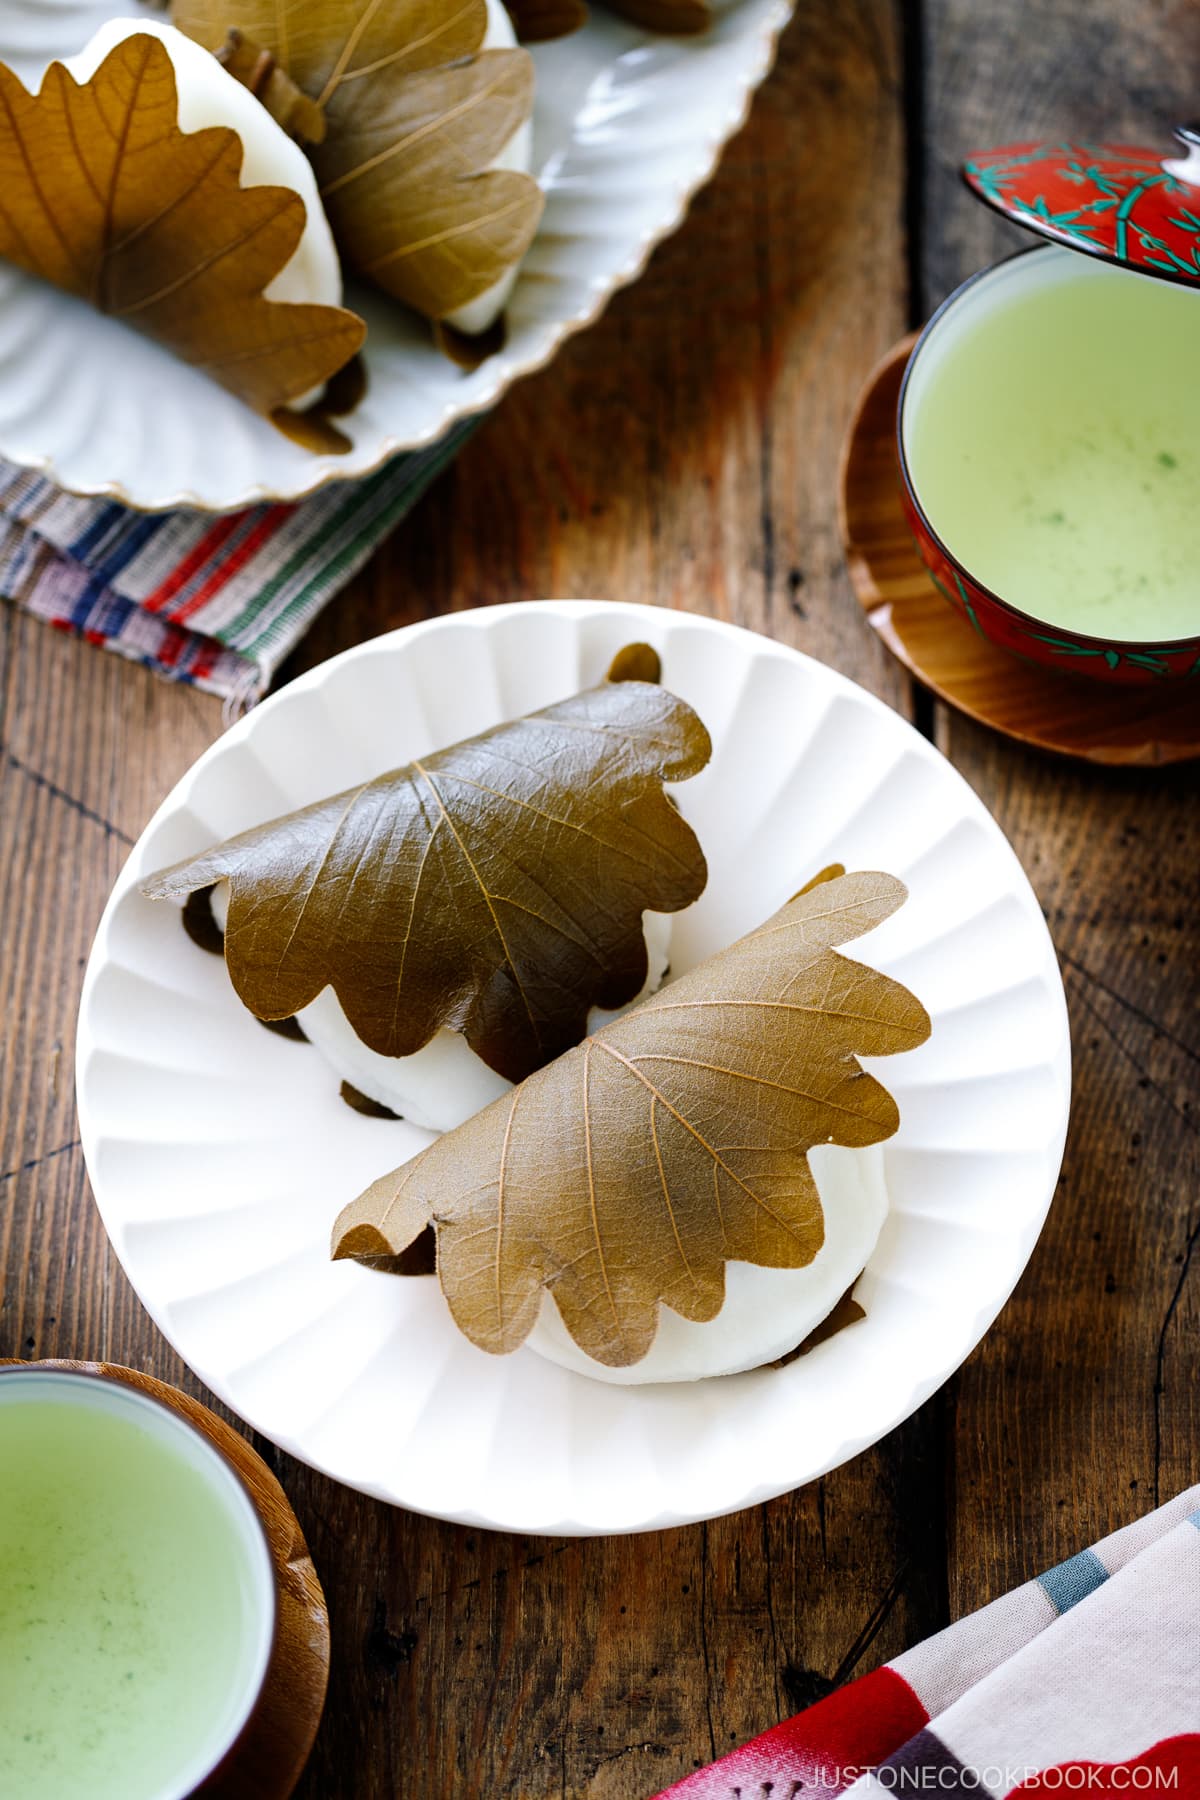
top-left (962, 131), bottom-right (1200, 288)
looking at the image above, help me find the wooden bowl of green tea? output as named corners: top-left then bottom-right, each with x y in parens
top-left (0, 1365), bottom-right (276, 1800)
top-left (898, 245), bottom-right (1200, 683)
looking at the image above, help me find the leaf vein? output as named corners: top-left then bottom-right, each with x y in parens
top-left (624, 1052), bottom-right (882, 1122)
top-left (320, 64), bottom-right (526, 198)
top-left (265, 779), bottom-right (371, 979)
top-left (0, 75), bottom-right (88, 290)
top-left (322, 0), bottom-right (481, 98)
top-left (112, 197), bottom-right (290, 317)
top-left (362, 195), bottom-right (535, 273)
top-left (651, 1096), bottom-right (702, 1296)
top-left (494, 1086), bottom-right (519, 1339)
top-left (414, 759), bottom-right (542, 1052)
top-left (583, 1039), bottom-right (622, 1342)
top-left (594, 1040), bottom-right (811, 1245)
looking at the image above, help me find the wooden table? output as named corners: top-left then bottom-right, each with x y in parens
top-left (2, 4), bottom-right (1198, 1794)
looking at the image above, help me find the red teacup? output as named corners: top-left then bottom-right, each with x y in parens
top-left (898, 244), bottom-right (1200, 686)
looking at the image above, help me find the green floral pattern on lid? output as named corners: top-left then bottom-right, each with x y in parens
top-left (962, 138), bottom-right (1200, 287)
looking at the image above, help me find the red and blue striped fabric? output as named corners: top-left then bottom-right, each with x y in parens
top-left (655, 1485), bottom-right (1200, 1799)
top-left (0, 426), bottom-right (472, 704)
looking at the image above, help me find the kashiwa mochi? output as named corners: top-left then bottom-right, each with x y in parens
top-left (208, 882), bottom-right (674, 1133)
top-left (443, 0), bottom-right (538, 337)
top-left (334, 871), bottom-right (931, 1383)
top-left (524, 1143), bottom-right (887, 1382)
top-left (64, 19), bottom-right (343, 310)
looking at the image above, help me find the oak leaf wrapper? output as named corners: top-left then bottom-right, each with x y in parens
top-left (141, 650), bottom-right (710, 1085)
top-left (608, 0), bottom-right (710, 32)
top-left (333, 869), bottom-right (931, 1368)
top-left (0, 34), bottom-right (364, 427)
top-left (171, 0), bottom-right (544, 328)
top-left (502, 0), bottom-right (589, 41)
top-left (504, 0), bottom-right (708, 40)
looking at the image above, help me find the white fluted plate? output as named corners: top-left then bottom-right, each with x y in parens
top-left (77, 602), bottom-right (1070, 1533)
top-left (0, 0), bottom-right (791, 512)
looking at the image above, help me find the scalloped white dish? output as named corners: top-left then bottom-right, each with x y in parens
top-left (77, 602), bottom-right (1071, 1534)
top-left (0, 0), bottom-right (792, 512)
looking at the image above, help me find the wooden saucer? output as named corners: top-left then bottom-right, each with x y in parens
top-left (838, 335), bottom-right (1200, 765)
top-left (2, 1360), bottom-right (329, 1800)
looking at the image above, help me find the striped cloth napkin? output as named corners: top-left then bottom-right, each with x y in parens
top-left (0, 425), bottom-right (472, 706)
top-left (656, 1485), bottom-right (1200, 1798)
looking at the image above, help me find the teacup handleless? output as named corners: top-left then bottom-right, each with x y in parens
top-left (0, 1366), bottom-right (277, 1800)
top-left (899, 134), bottom-right (1200, 683)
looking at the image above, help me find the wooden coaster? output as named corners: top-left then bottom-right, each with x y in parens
top-left (2, 1360), bottom-right (329, 1800)
top-left (838, 335), bottom-right (1200, 766)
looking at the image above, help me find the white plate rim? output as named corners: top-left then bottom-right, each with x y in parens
top-left (76, 601), bottom-right (1072, 1533)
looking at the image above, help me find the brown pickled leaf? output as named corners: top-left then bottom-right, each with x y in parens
top-left (773, 1288), bottom-right (866, 1368)
top-left (173, 0), bottom-right (487, 101)
top-left (503, 0), bottom-right (707, 37)
top-left (0, 34), bottom-right (364, 423)
top-left (333, 871), bottom-right (931, 1368)
top-left (318, 56), bottom-right (541, 323)
top-left (141, 654), bottom-right (710, 1084)
top-left (606, 641), bottom-right (660, 683)
top-left (605, 0), bottom-right (710, 32)
top-left (172, 0), bottom-right (543, 325)
top-left (214, 30), bottom-right (327, 143)
top-left (503, 0), bottom-right (588, 41)
top-left (432, 312), bottom-right (506, 370)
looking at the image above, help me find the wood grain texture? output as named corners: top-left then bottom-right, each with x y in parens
top-left (285, 0), bottom-right (912, 697)
top-left (922, 0), bottom-right (1200, 1616)
top-left (1, 1), bottom-right (1194, 1796)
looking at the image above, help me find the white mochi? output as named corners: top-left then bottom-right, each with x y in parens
top-left (301, 988), bottom-right (512, 1132)
top-left (63, 19), bottom-right (343, 310)
top-left (524, 1143), bottom-right (888, 1383)
top-left (70, 10), bottom-right (532, 338)
top-left (210, 882), bottom-right (672, 1135)
top-left (442, 0), bottom-right (537, 338)
top-left (297, 909), bottom-right (672, 1129)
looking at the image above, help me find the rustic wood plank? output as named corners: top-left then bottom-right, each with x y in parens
top-left (286, 0), bottom-right (913, 700)
top-left (921, 0), bottom-right (1200, 1618)
top-left (0, 605), bottom-right (226, 1379)
top-left (0, 4), bottom-right (929, 1797)
top-left (1, 604), bottom-right (218, 843)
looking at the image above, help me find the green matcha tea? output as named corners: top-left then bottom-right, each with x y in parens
top-left (0, 1374), bottom-right (273, 1800)
top-left (903, 247), bottom-right (1200, 642)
